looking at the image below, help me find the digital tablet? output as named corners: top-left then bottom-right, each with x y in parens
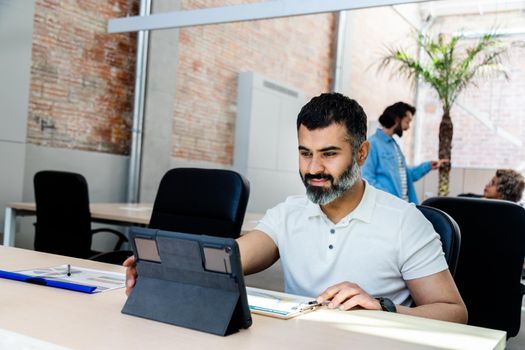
top-left (122, 227), bottom-right (252, 336)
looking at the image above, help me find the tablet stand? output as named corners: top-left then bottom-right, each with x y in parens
top-left (122, 234), bottom-right (249, 336)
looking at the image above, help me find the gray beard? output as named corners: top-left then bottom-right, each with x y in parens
top-left (304, 160), bottom-right (360, 205)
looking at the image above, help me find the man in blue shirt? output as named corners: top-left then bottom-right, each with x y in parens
top-left (362, 102), bottom-right (447, 204)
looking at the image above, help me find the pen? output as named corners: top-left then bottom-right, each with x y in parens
top-left (0, 270), bottom-right (96, 293)
top-left (67, 264), bottom-right (71, 277)
top-left (306, 300), bottom-right (330, 306)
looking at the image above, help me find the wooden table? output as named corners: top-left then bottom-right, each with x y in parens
top-left (0, 246), bottom-right (506, 349)
top-left (3, 202), bottom-right (262, 246)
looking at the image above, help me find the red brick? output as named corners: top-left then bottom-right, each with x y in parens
top-left (27, 0), bottom-right (138, 155)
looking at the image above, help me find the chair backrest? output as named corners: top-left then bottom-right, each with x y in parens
top-left (457, 193), bottom-right (484, 199)
top-left (416, 205), bottom-right (461, 276)
top-left (34, 170), bottom-right (93, 258)
top-left (149, 168), bottom-right (250, 238)
top-left (422, 196), bottom-right (525, 337)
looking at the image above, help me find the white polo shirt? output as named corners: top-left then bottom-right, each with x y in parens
top-left (255, 181), bottom-right (447, 306)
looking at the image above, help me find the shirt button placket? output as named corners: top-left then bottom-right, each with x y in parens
top-left (328, 228), bottom-right (335, 250)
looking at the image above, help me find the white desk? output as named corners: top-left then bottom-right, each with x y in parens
top-left (0, 246), bottom-right (506, 349)
top-left (2, 202), bottom-right (262, 246)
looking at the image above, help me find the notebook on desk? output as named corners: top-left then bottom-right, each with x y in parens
top-left (122, 227), bottom-right (252, 336)
top-left (247, 287), bottom-right (321, 319)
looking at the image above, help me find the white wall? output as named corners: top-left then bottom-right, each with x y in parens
top-left (415, 167), bottom-right (495, 202)
top-left (234, 72), bottom-right (306, 213)
top-left (139, 0), bottom-right (182, 203)
top-left (0, 0), bottom-right (35, 242)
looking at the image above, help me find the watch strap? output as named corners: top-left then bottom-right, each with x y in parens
top-left (376, 297), bottom-right (397, 313)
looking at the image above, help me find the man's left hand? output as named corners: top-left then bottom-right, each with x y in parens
top-left (316, 282), bottom-right (382, 311)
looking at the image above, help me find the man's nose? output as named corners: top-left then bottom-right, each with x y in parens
top-left (308, 157), bottom-right (324, 174)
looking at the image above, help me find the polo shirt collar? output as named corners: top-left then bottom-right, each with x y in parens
top-left (305, 198), bottom-right (324, 218)
top-left (304, 180), bottom-right (375, 224)
top-left (348, 180), bottom-right (375, 224)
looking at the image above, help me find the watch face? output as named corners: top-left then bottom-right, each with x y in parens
top-left (380, 298), bottom-right (397, 313)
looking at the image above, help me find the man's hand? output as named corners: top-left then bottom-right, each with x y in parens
top-left (316, 282), bottom-right (382, 311)
top-left (123, 256), bottom-right (137, 296)
top-left (431, 159), bottom-right (450, 170)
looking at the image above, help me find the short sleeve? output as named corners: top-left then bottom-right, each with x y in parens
top-left (254, 204), bottom-right (283, 247)
top-left (398, 205), bottom-right (448, 280)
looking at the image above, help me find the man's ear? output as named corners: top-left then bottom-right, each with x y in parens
top-left (357, 141), bottom-right (370, 166)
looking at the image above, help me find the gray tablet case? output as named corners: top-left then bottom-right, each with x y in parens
top-left (122, 227), bottom-right (252, 336)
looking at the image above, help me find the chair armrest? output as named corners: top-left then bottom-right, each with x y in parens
top-left (91, 228), bottom-right (128, 250)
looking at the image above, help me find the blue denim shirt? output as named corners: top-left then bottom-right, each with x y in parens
top-left (362, 128), bottom-right (431, 204)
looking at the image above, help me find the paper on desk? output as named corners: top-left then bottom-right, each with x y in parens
top-left (16, 265), bottom-right (125, 293)
top-left (246, 287), bottom-right (319, 319)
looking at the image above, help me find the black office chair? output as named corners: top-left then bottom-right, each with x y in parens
top-left (95, 168), bottom-right (250, 264)
top-left (423, 196), bottom-right (525, 338)
top-left (33, 171), bottom-right (128, 262)
top-left (148, 168), bottom-right (250, 238)
top-left (416, 205), bottom-right (461, 277)
top-left (457, 193), bottom-right (483, 198)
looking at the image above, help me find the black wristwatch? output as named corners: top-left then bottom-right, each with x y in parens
top-left (377, 297), bottom-right (397, 313)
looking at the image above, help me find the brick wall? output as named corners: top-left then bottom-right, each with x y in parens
top-left (24, 1), bottom-right (338, 165)
top-left (27, 0), bottom-right (138, 155)
top-left (172, 0), bottom-right (335, 165)
top-left (25, 2), bottom-right (525, 174)
top-left (416, 12), bottom-right (525, 175)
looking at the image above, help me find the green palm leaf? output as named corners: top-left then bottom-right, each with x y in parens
top-left (378, 31), bottom-right (517, 196)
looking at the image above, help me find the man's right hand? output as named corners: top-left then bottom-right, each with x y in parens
top-left (431, 159), bottom-right (450, 170)
top-left (123, 256), bottom-right (137, 296)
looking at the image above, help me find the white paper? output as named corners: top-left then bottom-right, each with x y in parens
top-left (16, 265), bottom-right (125, 293)
top-left (246, 287), bottom-right (318, 318)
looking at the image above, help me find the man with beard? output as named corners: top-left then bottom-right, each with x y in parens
top-left (124, 93), bottom-right (467, 323)
top-left (362, 102), bottom-right (448, 204)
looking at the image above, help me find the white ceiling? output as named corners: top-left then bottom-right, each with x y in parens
top-left (419, 0), bottom-right (525, 18)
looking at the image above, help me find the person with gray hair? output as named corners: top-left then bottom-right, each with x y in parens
top-left (484, 169), bottom-right (525, 203)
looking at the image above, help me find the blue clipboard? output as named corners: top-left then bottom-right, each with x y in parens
top-left (0, 269), bottom-right (96, 294)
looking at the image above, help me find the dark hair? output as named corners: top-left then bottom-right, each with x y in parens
top-left (296, 93), bottom-right (367, 151)
top-left (378, 102), bottom-right (416, 128)
top-left (495, 169), bottom-right (525, 202)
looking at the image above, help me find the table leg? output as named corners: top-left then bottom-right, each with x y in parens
top-left (3, 207), bottom-right (15, 247)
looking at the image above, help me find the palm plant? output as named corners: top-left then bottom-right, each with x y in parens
top-left (380, 32), bottom-right (514, 196)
